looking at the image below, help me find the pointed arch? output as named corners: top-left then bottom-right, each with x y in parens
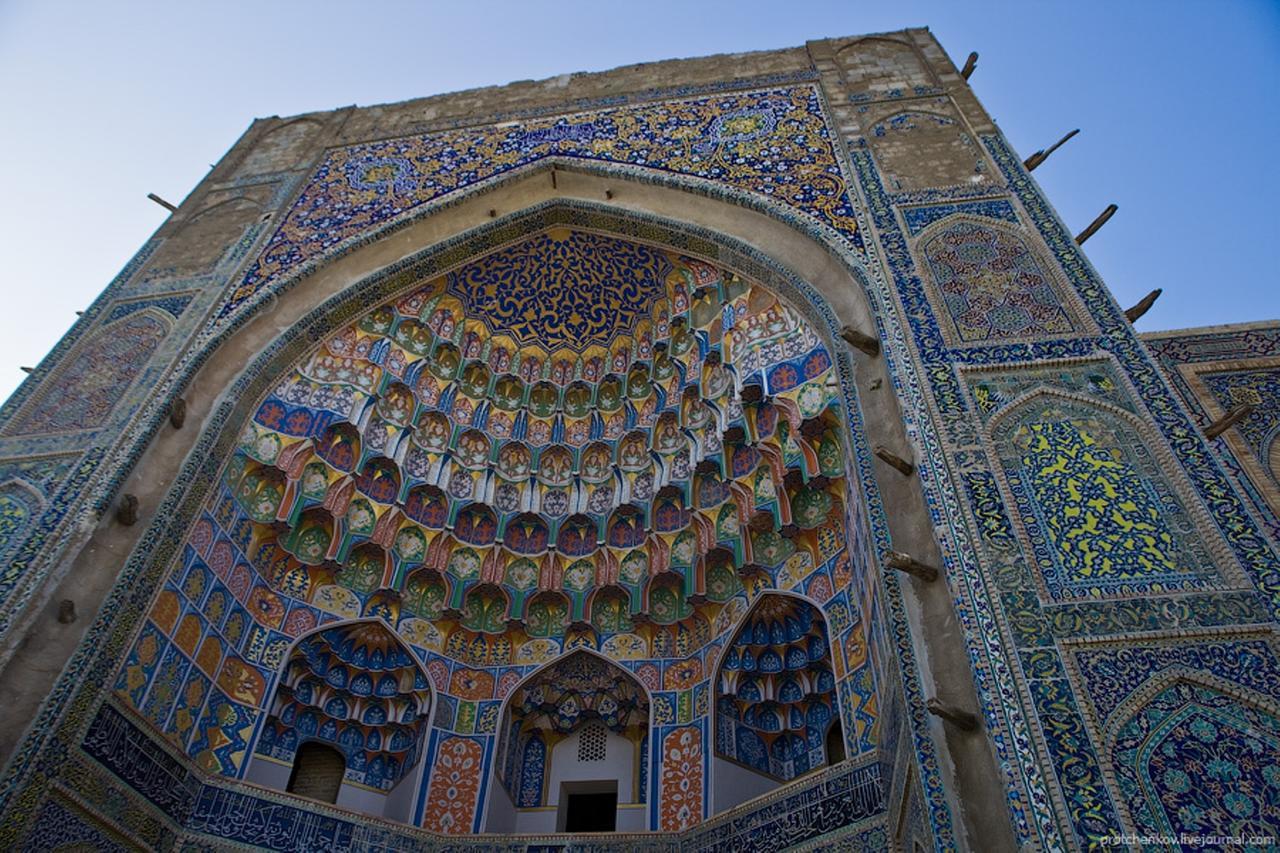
top-left (910, 212), bottom-right (1092, 346)
top-left (832, 35), bottom-right (937, 93)
top-left (0, 478), bottom-right (45, 564)
top-left (1101, 668), bottom-right (1280, 842)
top-left (983, 379), bottom-right (1238, 600)
top-left (4, 308), bottom-right (171, 435)
top-left (24, 157), bottom-right (993, 848)
top-left (247, 617), bottom-right (436, 814)
top-left (709, 589), bottom-right (843, 815)
top-left (481, 646), bottom-right (654, 833)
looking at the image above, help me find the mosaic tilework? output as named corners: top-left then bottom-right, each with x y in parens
top-left (4, 29), bottom-right (1277, 851)
top-left (973, 361), bottom-right (1233, 601)
top-left (49, 209), bottom-right (890, 844)
top-left (715, 596), bottom-right (838, 780)
top-left (7, 179), bottom-right (931, 850)
top-left (1065, 636), bottom-right (1280, 847)
top-left (254, 621), bottom-right (433, 791)
top-left (985, 136), bottom-right (1279, 619)
top-left (422, 735), bottom-right (485, 834)
top-left (80, 701), bottom-right (200, 820)
top-left (1201, 367), bottom-right (1280, 481)
top-left (1113, 681), bottom-right (1280, 840)
top-left (3, 311), bottom-right (170, 436)
top-left (445, 228), bottom-right (673, 353)
top-left (900, 197), bottom-right (1018, 235)
top-left (659, 725), bottom-right (704, 831)
top-left (220, 85), bottom-right (863, 320)
top-left (75, 692), bottom-right (884, 851)
top-left (21, 795), bottom-right (133, 853)
top-left (495, 650), bottom-right (648, 809)
top-left (0, 455), bottom-right (77, 566)
top-left (104, 292), bottom-right (195, 323)
top-left (0, 448), bottom-right (102, 640)
top-left (848, 122), bottom-right (1280, 853)
top-left (1143, 324), bottom-right (1280, 534)
top-left (917, 217), bottom-right (1085, 345)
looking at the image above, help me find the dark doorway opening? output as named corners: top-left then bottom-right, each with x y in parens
top-left (561, 783), bottom-right (618, 832)
top-left (286, 741), bottom-right (346, 804)
top-left (826, 717), bottom-right (846, 765)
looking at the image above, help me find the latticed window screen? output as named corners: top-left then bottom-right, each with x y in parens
top-left (578, 723), bottom-right (607, 762)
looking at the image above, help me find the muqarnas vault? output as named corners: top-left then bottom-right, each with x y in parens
top-left (0, 27), bottom-right (1278, 853)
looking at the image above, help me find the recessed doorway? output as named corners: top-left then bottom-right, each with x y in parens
top-left (559, 780), bottom-right (618, 832)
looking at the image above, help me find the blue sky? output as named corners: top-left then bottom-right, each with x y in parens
top-left (1, 1), bottom-right (1277, 404)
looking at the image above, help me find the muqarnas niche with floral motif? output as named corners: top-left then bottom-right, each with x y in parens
top-left (108, 227), bottom-right (874, 835)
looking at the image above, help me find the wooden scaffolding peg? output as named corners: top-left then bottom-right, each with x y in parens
top-left (960, 52), bottom-right (978, 80)
top-left (1023, 128), bottom-right (1079, 171)
top-left (1205, 403), bottom-right (1255, 439)
top-left (874, 445), bottom-right (916, 476)
top-left (840, 326), bottom-right (880, 356)
top-left (927, 697), bottom-right (979, 731)
top-left (1123, 289), bottom-right (1161, 323)
top-left (147, 192), bottom-right (178, 213)
top-left (883, 550), bottom-right (939, 582)
top-left (1075, 204), bottom-right (1118, 245)
top-left (116, 494), bottom-right (140, 526)
top-left (168, 397), bottom-right (187, 429)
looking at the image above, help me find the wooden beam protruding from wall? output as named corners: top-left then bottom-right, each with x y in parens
top-left (927, 698), bottom-right (980, 731)
top-left (1124, 288), bottom-right (1162, 323)
top-left (168, 397), bottom-right (187, 429)
top-left (1075, 204), bottom-right (1118, 245)
top-left (883, 550), bottom-right (939, 582)
top-left (1205, 403), bottom-right (1255, 439)
top-left (57, 600), bottom-right (77, 624)
top-left (147, 193), bottom-right (177, 213)
top-left (116, 494), bottom-right (139, 526)
top-left (840, 326), bottom-right (880, 356)
top-left (1023, 128), bottom-right (1079, 171)
top-left (874, 445), bottom-right (915, 476)
top-left (960, 52), bottom-right (978, 79)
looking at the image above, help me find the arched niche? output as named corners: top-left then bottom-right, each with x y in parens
top-left (483, 649), bottom-right (652, 835)
top-left (0, 479), bottom-right (45, 565)
top-left (833, 36), bottom-right (937, 94)
top-left (4, 308), bottom-right (171, 436)
top-left (244, 618), bottom-right (434, 823)
top-left (984, 383), bottom-right (1233, 600)
top-left (1103, 670), bottom-right (1280, 842)
top-left (710, 592), bottom-right (842, 814)
top-left (7, 159), bottom-right (1014, 850)
top-left (911, 213), bottom-right (1089, 346)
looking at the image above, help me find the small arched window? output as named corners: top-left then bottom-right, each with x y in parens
top-left (286, 742), bottom-right (346, 804)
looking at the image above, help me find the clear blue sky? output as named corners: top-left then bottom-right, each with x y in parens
top-left (1, 1), bottom-right (1277, 405)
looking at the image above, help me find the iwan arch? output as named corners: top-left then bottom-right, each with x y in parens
top-left (1, 29), bottom-right (1277, 853)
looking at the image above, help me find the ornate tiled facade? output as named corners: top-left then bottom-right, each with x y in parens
top-left (0, 27), bottom-right (1276, 853)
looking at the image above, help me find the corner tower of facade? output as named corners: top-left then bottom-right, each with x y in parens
top-left (0, 27), bottom-right (1276, 852)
